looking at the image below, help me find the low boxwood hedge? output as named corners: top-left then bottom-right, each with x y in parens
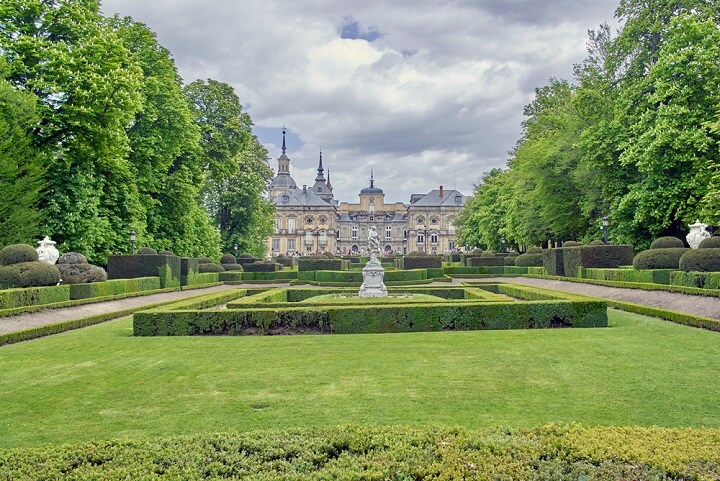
top-left (1, 425), bottom-right (719, 480)
top-left (466, 256), bottom-right (504, 267)
top-left (671, 270), bottom-right (720, 289)
top-left (402, 256), bottom-right (442, 269)
top-left (69, 277), bottom-right (161, 300)
top-left (297, 258), bottom-right (348, 271)
top-left (0, 284), bottom-right (70, 309)
top-left (580, 267), bottom-right (675, 285)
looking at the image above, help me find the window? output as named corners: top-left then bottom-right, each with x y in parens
top-left (455, 195), bottom-right (462, 204)
top-left (305, 231), bottom-right (313, 245)
top-left (274, 219), bottom-right (279, 234)
top-left (287, 218), bottom-right (296, 234)
top-left (319, 230), bottom-right (327, 245)
top-left (449, 240), bottom-right (455, 251)
top-left (336, 230), bottom-right (340, 240)
top-left (287, 239), bottom-right (296, 251)
top-left (416, 216), bottom-right (425, 225)
top-left (319, 215), bottom-right (327, 225)
top-left (351, 226), bottom-right (358, 240)
top-left (272, 239), bottom-right (279, 251)
top-left (430, 216), bottom-right (438, 225)
top-left (448, 218), bottom-right (455, 235)
top-left (431, 233), bottom-right (438, 245)
top-left (417, 232), bottom-right (425, 244)
top-left (403, 229), bottom-right (408, 240)
top-left (385, 226), bottom-right (392, 241)
top-left (305, 216), bottom-right (313, 225)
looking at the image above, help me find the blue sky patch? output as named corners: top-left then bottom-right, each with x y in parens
top-left (339, 16), bottom-right (381, 42)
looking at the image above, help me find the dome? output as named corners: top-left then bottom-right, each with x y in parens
top-left (360, 186), bottom-right (383, 195)
top-left (270, 173), bottom-right (297, 190)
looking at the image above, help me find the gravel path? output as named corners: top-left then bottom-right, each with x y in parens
top-left (1, 278), bottom-right (719, 337)
top-left (0, 284), bottom-right (243, 335)
top-left (459, 277), bottom-right (720, 320)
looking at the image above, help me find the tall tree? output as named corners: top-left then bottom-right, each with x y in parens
top-left (0, 59), bottom-right (44, 245)
top-left (0, 0), bottom-right (144, 261)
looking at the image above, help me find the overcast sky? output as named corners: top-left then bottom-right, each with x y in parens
top-left (102, 0), bottom-right (621, 203)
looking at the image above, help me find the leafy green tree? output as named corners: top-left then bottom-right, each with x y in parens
top-left (0, 60), bottom-right (44, 246)
top-left (0, 0), bottom-right (144, 261)
top-left (184, 79), bottom-right (274, 257)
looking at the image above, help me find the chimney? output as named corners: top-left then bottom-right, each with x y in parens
top-left (439, 185), bottom-right (444, 198)
top-left (303, 184), bottom-right (307, 193)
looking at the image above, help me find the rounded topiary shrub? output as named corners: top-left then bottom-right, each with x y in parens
top-left (158, 250), bottom-right (175, 256)
top-left (480, 251), bottom-right (496, 258)
top-left (633, 248), bottom-right (687, 270)
top-left (679, 249), bottom-right (720, 272)
top-left (504, 256), bottom-right (516, 266)
top-left (408, 251), bottom-right (429, 257)
top-left (323, 252), bottom-right (335, 259)
top-left (220, 253), bottom-right (237, 264)
top-left (222, 264), bottom-right (243, 271)
top-left (515, 252), bottom-right (543, 267)
top-left (699, 236), bottom-right (720, 249)
top-left (650, 236), bottom-right (684, 249)
top-left (563, 241), bottom-right (582, 247)
top-left (0, 244), bottom-right (39, 266)
top-left (526, 247), bottom-right (542, 254)
top-left (238, 253), bottom-right (254, 259)
top-left (470, 248), bottom-right (483, 256)
top-left (57, 252), bottom-right (87, 265)
top-left (137, 247), bottom-right (157, 255)
top-left (198, 263), bottom-right (225, 273)
top-left (589, 240), bottom-right (605, 246)
top-left (197, 257), bottom-right (214, 264)
top-left (0, 261), bottom-right (60, 288)
top-left (57, 263), bottom-right (108, 284)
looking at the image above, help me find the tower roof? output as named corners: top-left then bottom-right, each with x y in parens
top-left (360, 169), bottom-right (384, 195)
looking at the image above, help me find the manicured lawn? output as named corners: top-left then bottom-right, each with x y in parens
top-left (0, 309), bottom-right (718, 448)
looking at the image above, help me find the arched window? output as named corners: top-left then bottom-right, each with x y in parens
top-left (351, 226), bottom-right (358, 240)
top-left (385, 226), bottom-right (392, 241)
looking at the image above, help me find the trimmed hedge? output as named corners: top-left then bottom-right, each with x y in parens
top-left (466, 256), bottom-right (504, 267)
top-left (699, 236), bottom-right (720, 248)
top-left (0, 284), bottom-right (70, 309)
top-left (633, 248), bottom-right (687, 269)
top-left (2, 425), bottom-right (720, 480)
top-left (297, 258), bottom-right (348, 271)
top-left (69, 277), bottom-right (161, 300)
top-left (650, 236), bottom-right (684, 249)
top-left (542, 248), bottom-right (565, 276)
top-left (563, 245), bottom-right (634, 278)
top-left (0, 261), bottom-right (61, 288)
top-left (198, 263), bottom-right (225, 273)
top-left (671, 270), bottom-right (720, 289)
top-left (0, 244), bottom-right (38, 265)
top-left (273, 256), bottom-right (295, 268)
top-left (580, 267), bottom-right (675, 285)
top-left (244, 261), bottom-right (282, 272)
top-left (679, 248), bottom-right (720, 272)
top-left (107, 254), bottom-right (181, 288)
top-left (515, 252), bottom-right (543, 267)
top-left (402, 256), bottom-right (442, 269)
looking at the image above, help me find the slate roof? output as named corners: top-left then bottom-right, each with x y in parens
top-left (272, 186), bottom-right (334, 207)
top-left (409, 189), bottom-right (466, 207)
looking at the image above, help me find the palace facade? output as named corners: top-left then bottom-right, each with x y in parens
top-left (267, 130), bottom-right (466, 255)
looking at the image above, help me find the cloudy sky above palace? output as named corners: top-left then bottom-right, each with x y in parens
top-left (102, 0), bottom-right (620, 203)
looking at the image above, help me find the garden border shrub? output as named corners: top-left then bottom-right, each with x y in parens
top-left (69, 277), bottom-right (161, 300)
top-left (107, 254), bottom-right (181, 288)
top-left (0, 284), bottom-right (70, 309)
top-left (563, 245), bottom-right (634, 278)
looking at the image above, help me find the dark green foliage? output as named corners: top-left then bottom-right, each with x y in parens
top-left (504, 256), bottom-right (517, 266)
top-left (581, 267), bottom-right (675, 285)
top-left (633, 248), bottom-right (687, 269)
top-left (69, 277), bottom-right (161, 300)
top-left (679, 249), bottom-right (720, 272)
top-left (526, 247), bottom-right (542, 254)
top-left (196, 257), bottom-right (214, 264)
top-left (297, 258), bottom-right (347, 271)
top-left (563, 241), bottom-right (582, 247)
top-left (158, 250), bottom-right (175, 256)
top-left (222, 264), bottom-right (243, 271)
top-left (543, 249), bottom-right (565, 276)
top-left (407, 251), bottom-right (428, 257)
top-left (180, 258), bottom-right (198, 276)
top-left (57, 263), bottom-right (107, 284)
top-left (516, 253), bottom-right (543, 267)
top-left (699, 236), bottom-right (720, 248)
top-left (671, 270), bottom-right (720, 289)
top-left (0, 244), bottom-right (38, 265)
top-left (650, 236), bottom-right (685, 249)
top-left (563, 245), bottom-right (634, 278)
top-left (57, 252), bottom-right (87, 265)
top-left (198, 263), bottom-right (225, 273)
top-left (402, 256), bottom-right (442, 269)
top-left (220, 253), bottom-right (236, 264)
top-left (0, 285), bottom-right (69, 309)
top-left (244, 262), bottom-right (281, 272)
top-left (481, 251), bottom-right (495, 257)
top-left (106, 254), bottom-right (180, 288)
top-left (0, 261), bottom-right (60, 288)
top-left (466, 256), bottom-right (505, 267)
top-left (137, 247), bottom-right (157, 255)
top-left (588, 240), bottom-right (605, 246)
top-left (274, 256), bottom-right (294, 268)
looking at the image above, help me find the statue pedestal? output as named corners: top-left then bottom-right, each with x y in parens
top-left (359, 259), bottom-right (387, 298)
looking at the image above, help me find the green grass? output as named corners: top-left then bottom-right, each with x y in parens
top-left (0, 309), bottom-right (719, 448)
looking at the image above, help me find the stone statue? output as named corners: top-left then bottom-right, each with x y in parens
top-left (36, 236), bottom-right (60, 265)
top-left (686, 219), bottom-right (711, 249)
top-left (367, 225), bottom-right (380, 262)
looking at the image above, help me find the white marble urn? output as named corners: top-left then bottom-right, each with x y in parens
top-left (686, 219), bottom-right (711, 249)
top-left (36, 236), bottom-right (60, 264)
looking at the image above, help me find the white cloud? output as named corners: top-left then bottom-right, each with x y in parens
top-left (102, 0), bottom-right (619, 202)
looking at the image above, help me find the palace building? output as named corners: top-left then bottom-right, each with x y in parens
top-left (267, 130), bottom-right (466, 255)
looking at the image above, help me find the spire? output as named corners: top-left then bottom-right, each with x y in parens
top-left (314, 148), bottom-right (326, 182)
top-left (326, 169), bottom-right (333, 191)
top-left (317, 149), bottom-right (324, 174)
top-left (370, 168), bottom-right (375, 188)
top-left (281, 126), bottom-right (287, 155)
